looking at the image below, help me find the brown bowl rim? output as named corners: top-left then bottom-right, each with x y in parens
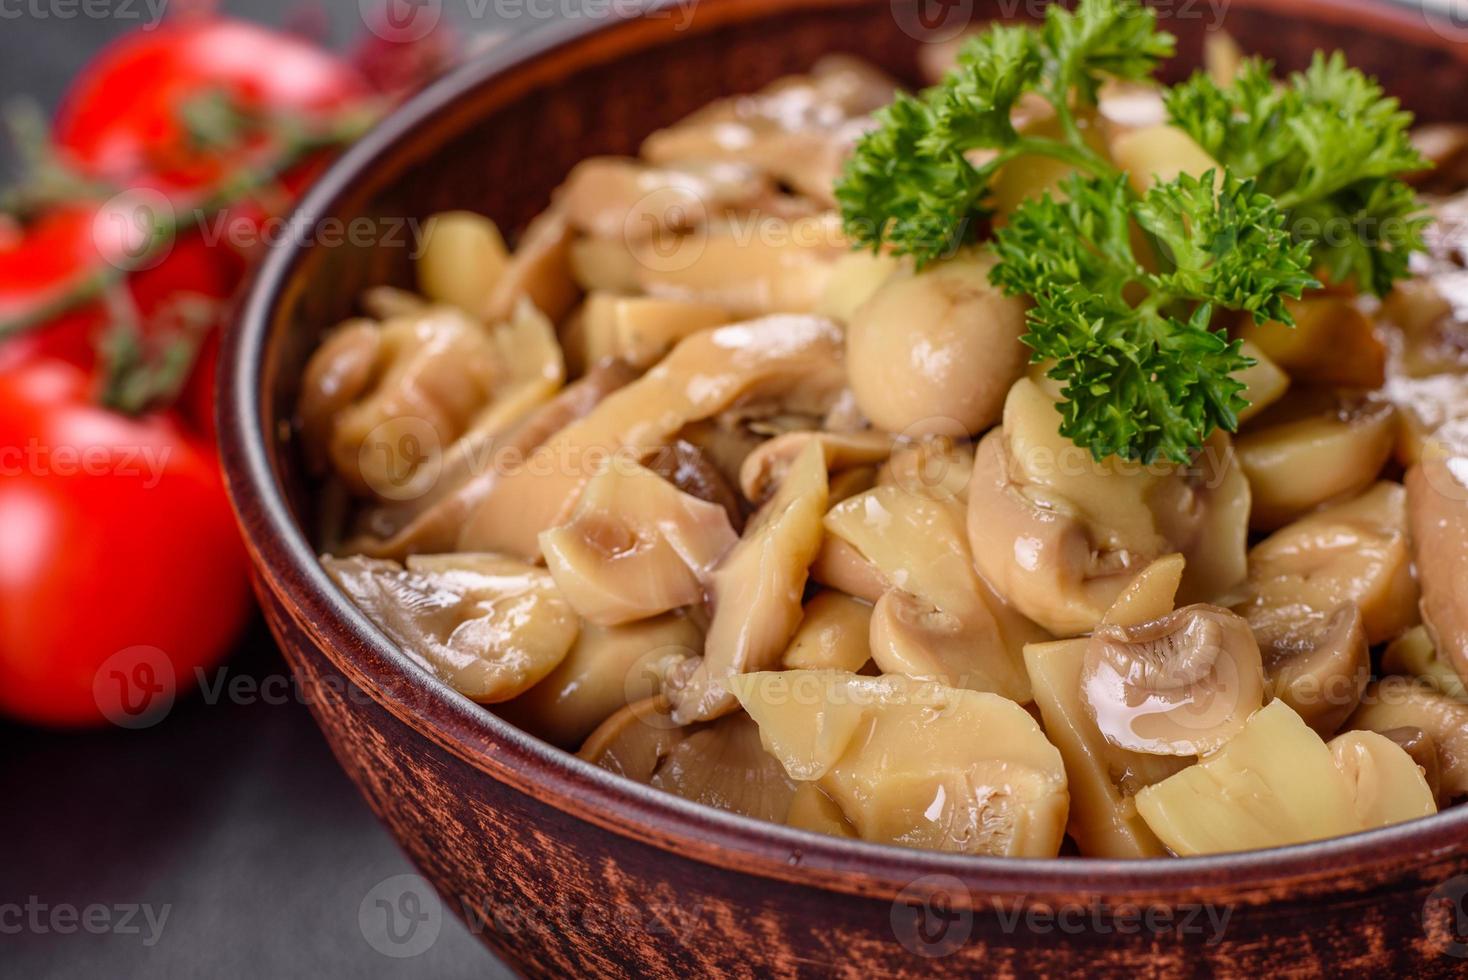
top-left (220, 0), bottom-right (1468, 905)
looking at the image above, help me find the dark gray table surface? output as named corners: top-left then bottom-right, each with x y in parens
top-left (0, 3), bottom-right (537, 977)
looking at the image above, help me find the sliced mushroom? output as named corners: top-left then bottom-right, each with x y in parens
top-left (1382, 625), bottom-right (1468, 701)
top-left (578, 695), bottom-right (688, 781)
top-left (298, 307), bottom-right (501, 500)
top-left (648, 712), bottom-right (799, 822)
top-left (578, 697), bottom-right (796, 821)
top-left (729, 671), bottom-right (1069, 857)
top-left (781, 592), bottom-right (873, 673)
top-left (1100, 553), bottom-right (1185, 627)
top-left (826, 485), bottom-right (1038, 702)
top-left (322, 553), bottom-right (578, 703)
top-left (539, 458), bottom-right (737, 626)
top-left (810, 535), bottom-right (889, 604)
top-left (1081, 604), bottom-right (1265, 757)
top-left (558, 157), bottom-right (769, 241)
top-left (785, 783), bottom-right (858, 838)
top-left (573, 292), bottom-right (731, 370)
top-left (485, 206), bottom-right (578, 323)
top-left (1348, 677), bottom-right (1468, 801)
top-left (1234, 482), bottom-right (1420, 648)
top-left (1236, 295), bottom-right (1387, 389)
top-left (416, 211), bottom-right (509, 314)
top-left (967, 379), bottom-right (1250, 636)
top-left (1235, 391), bottom-right (1396, 531)
top-left (665, 442), bottom-right (829, 724)
top-left (1232, 340), bottom-right (1290, 424)
top-left (1327, 730), bottom-right (1438, 830)
top-left (633, 213), bottom-right (848, 318)
top-left (845, 248), bottom-right (1028, 437)
top-left (1110, 123), bottom-right (1221, 196)
top-left (1406, 456), bottom-right (1468, 688)
top-left (1378, 726), bottom-right (1445, 804)
top-left (458, 315), bottom-right (845, 558)
top-left (875, 435), bottom-right (976, 504)
top-left (497, 614), bottom-right (702, 748)
top-left (817, 251), bottom-right (900, 323)
top-left (1262, 603), bottom-right (1370, 738)
top-left (568, 235), bottom-right (641, 294)
top-left (739, 430), bottom-right (894, 504)
top-left (646, 439), bottom-right (744, 531)
top-left (1023, 638), bottom-right (1181, 858)
top-left (342, 359), bottom-right (637, 559)
top-left (1135, 700), bottom-right (1363, 855)
top-left (641, 56), bottom-right (896, 206)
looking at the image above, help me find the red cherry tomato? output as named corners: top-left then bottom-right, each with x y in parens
top-left (54, 18), bottom-right (369, 191)
top-left (0, 359), bottom-right (252, 727)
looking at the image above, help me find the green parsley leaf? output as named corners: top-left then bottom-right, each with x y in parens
top-left (992, 170), bottom-right (1314, 463)
top-left (1165, 52), bottom-right (1428, 295)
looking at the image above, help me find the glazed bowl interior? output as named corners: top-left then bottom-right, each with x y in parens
top-left (223, 0), bottom-right (1468, 899)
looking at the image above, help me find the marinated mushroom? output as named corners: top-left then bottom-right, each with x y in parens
top-left (729, 670), bottom-right (1069, 856)
top-left (781, 592), bottom-right (873, 673)
top-left (665, 442), bottom-right (828, 724)
top-left (416, 211), bottom-right (509, 314)
top-left (875, 435), bottom-right (976, 504)
top-left (484, 206), bottom-right (578, 323)
top-left (1235, 391), bottom-right (1396, 531)
top-left (322, 553), bottom-right (578, 703)
top-left (497, 614), bottom-right (702, 748)
top-left (1327, 730), bottom-right (1438, 830)
top-left (1235, 295), bottom-right (1388, 389)
top-left (341, 359), bottom-right (634, 559)
top-left (844, 249), bottom-right (1029, 437)
top-left (1080, 604), bottom-right (1265, 757)
top-left (634, 213), bottom-right (849, 317)
top-left (967, 378), bottom-right (1250, 636)
top-left (1379, 726), bottom-right (1445, 804)
top-left (578, 696), bottom-right (798, 822)
top-left (1382, 625), bottom-right (1468, 701)
top-left (1234, 482), bottom-right (1420, 648)
top-left (1024, 638), bottom-right (1182, 858)
top-left (738, 430), bottom-right (894, 505)
top-left (570, 292), bottom-right (731, 371)
top-left (1262, 603), bottom-right (1371, 738)
top-left (558, 157), bottom-right (769, 241)
top-left (640, 56), bottom-right (896, 205)
top-left (826, 484), bottom-right (1038, 702)
top-left (1405, 456), bottom-right (1468, 686)
top-left (1348, 677), bottom-right (1468, 801)
top-left (1134, 701), bottom-right (1364, 855)
top-left (458, 315), bottom-right (845, 558)
top-left (539, 458), bottom-right (737, 625)
top-left (299, 307), bottom-right (502, 500)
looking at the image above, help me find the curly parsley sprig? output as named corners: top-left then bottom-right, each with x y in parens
top-left (837, 0), bottom-right (1173, 264)
top-left (992, 171), bottom-right (1316, 463)
top-left (1165, 53), bottom-right (1428, 296)
top-left (834, 0), bottom-right (1426, 463)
